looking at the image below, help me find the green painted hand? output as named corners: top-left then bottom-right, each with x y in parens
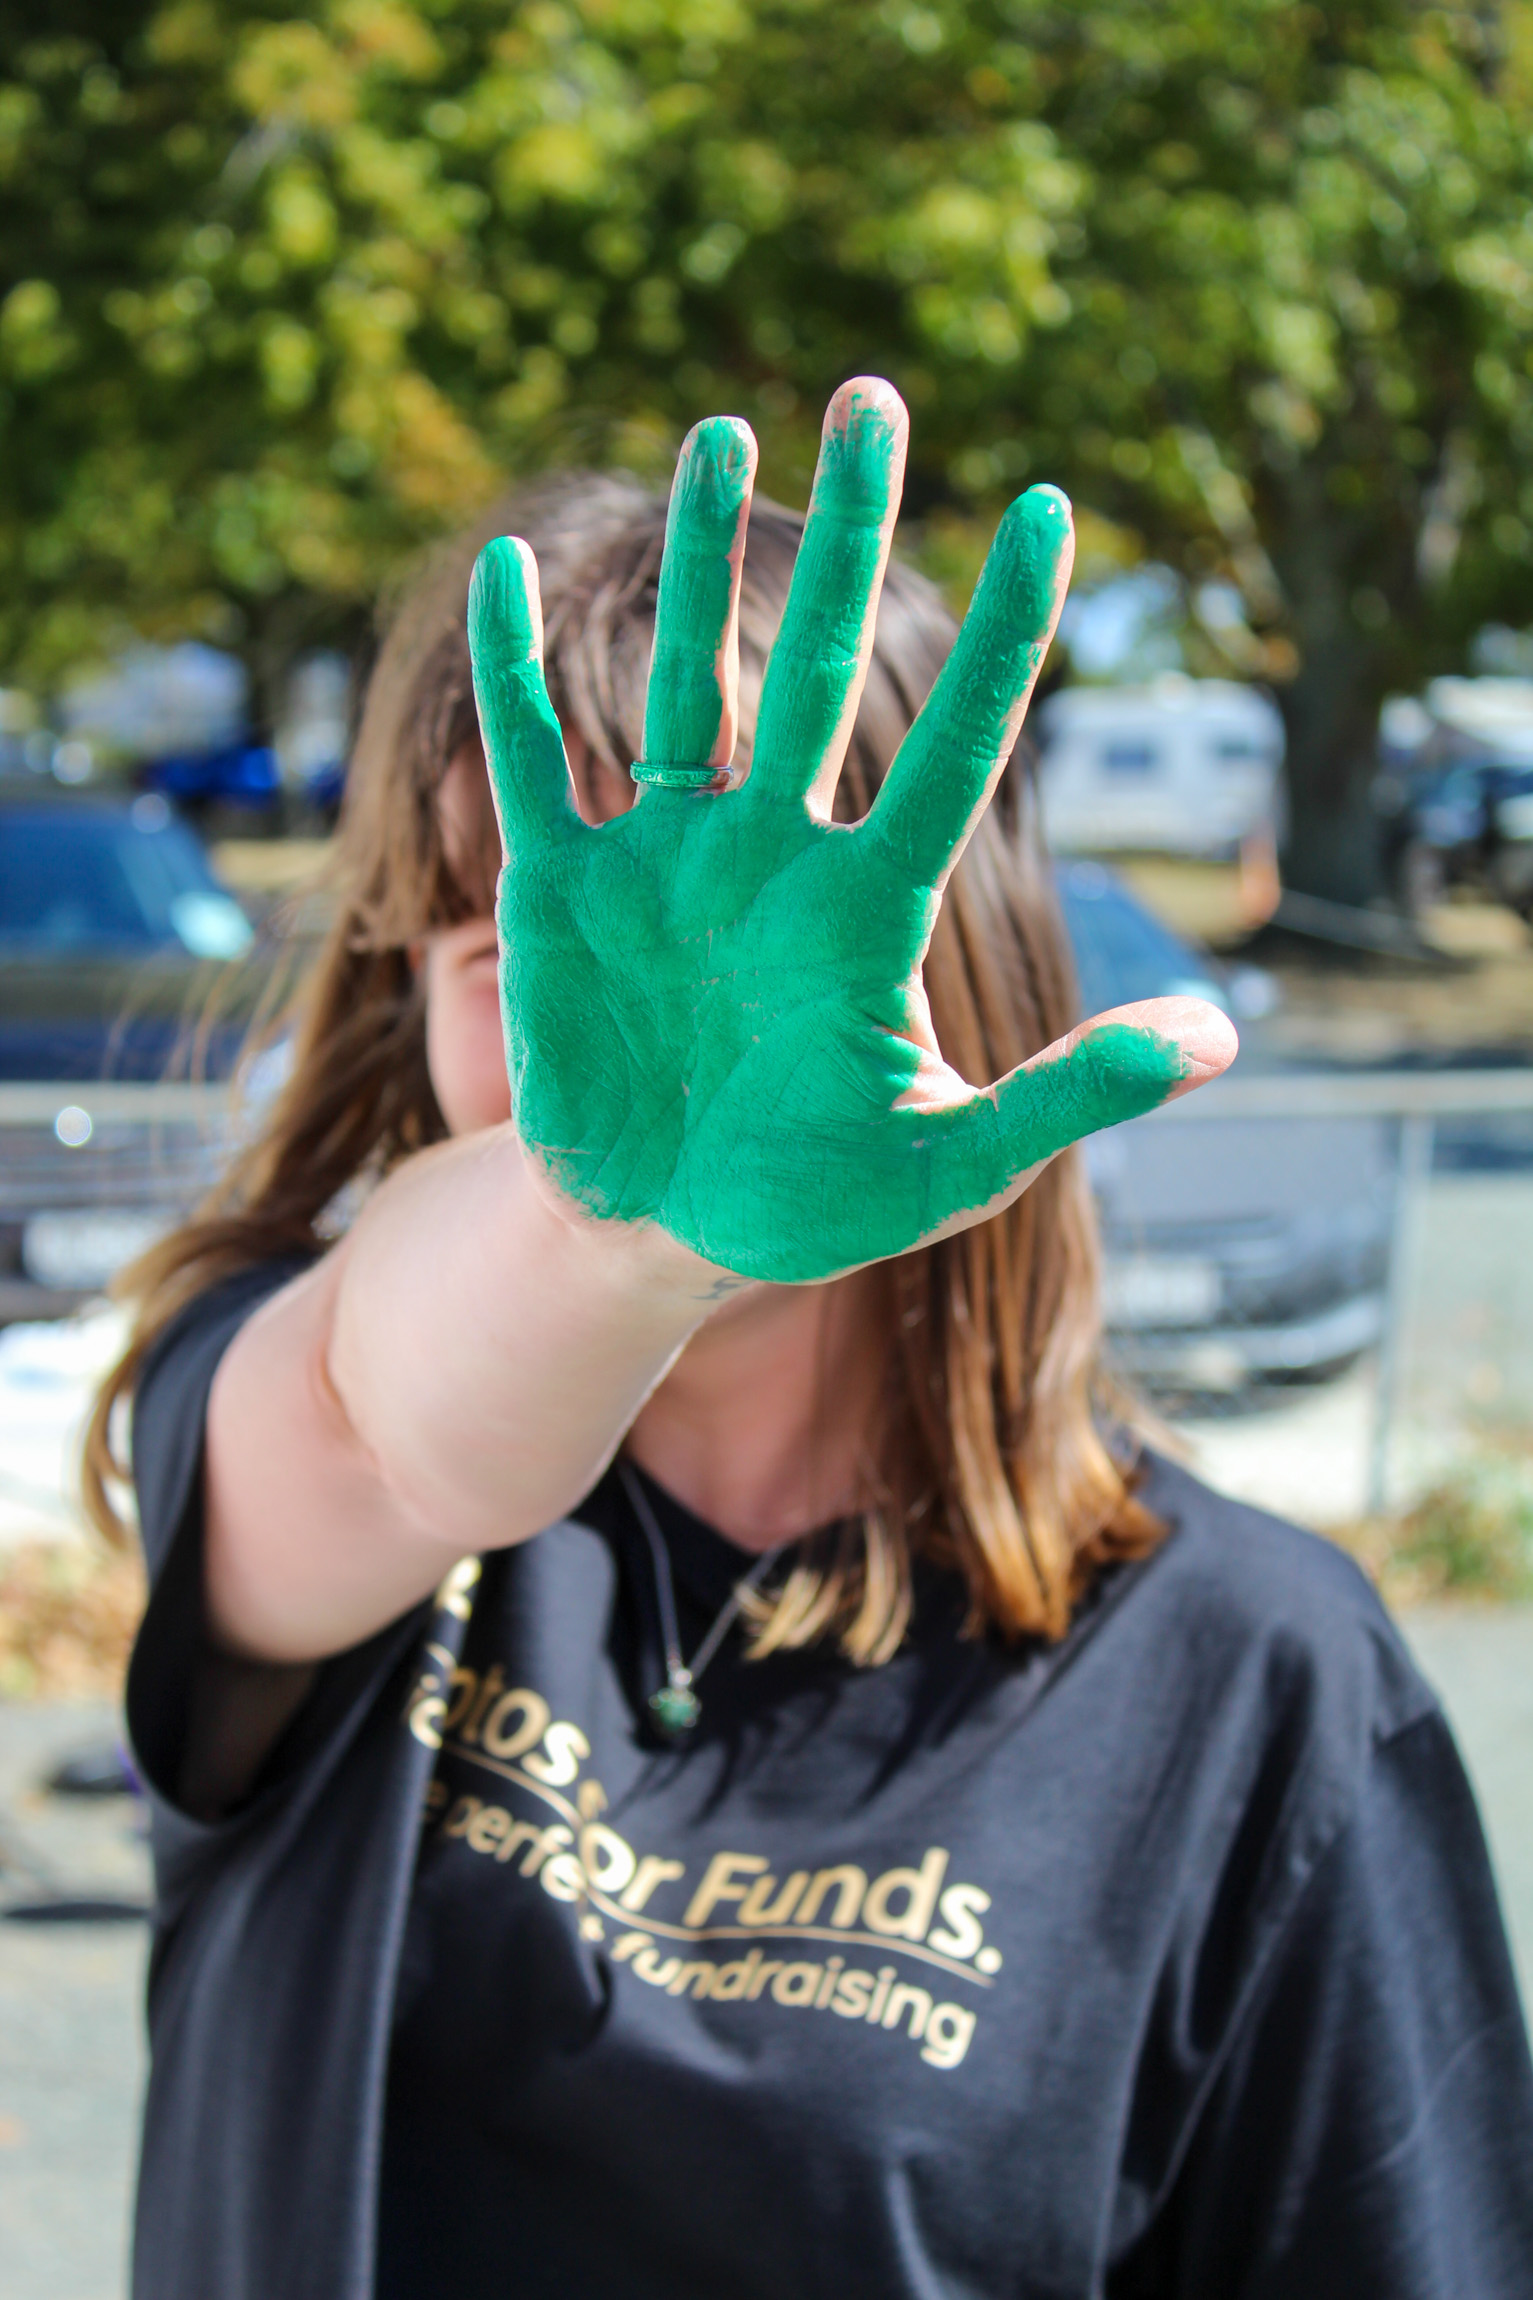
top-left (469, 379), bottom-right (1234, 1285)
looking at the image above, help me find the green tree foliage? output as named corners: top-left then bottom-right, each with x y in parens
top-left (3, 1), bottom-right (1532, 896)
top-left (1031, 3), bottom-right (1533, 899)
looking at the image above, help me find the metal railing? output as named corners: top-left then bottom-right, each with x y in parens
top-left (3, 1066), bottom-right (1531, 1517)
top-left (0, 1082), bottom-right (230, 1126)
top-left (1151, 1066), bottom-right (1533, 1511)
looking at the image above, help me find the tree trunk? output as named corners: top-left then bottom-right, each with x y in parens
top-left (1275, 626), bottom-right (1389, 906)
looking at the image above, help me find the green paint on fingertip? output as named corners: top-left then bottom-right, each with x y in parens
top-left (1006, 1019), bottom-right (1193, 1158)
top-left (861, 481), bottom-right (1075, 887)
top-left (469, 534), bottom-right (537, 660)
top-left (750, 388), bottom-right (904, 799)
top-left (468, 532), bottom-right (577, 851)
top-left (814, 383), bottom-right (905, 518)
top-left (469, 536), bottom-right (563, 756)
top-left (973, 485), bottom-right (1074, 648)
top-left (643, 415), bottom-right (756, 772)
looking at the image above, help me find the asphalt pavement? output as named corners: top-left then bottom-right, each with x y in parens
top-left (0, 1702), bottom-right (147, 2300)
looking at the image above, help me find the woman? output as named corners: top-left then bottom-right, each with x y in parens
top-left (90, 381), bottom-right (1533, 2298)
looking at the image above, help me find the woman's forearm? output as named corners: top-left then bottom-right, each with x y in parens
top-left (202, 1124), bottom-right (719, 1665)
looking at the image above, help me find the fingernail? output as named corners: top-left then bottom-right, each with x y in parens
top-left (469, 538), bottom-right (539, 657)
top-left (1169, 1001), bottom-right (1240, 1082)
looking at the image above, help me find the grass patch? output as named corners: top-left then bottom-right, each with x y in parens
top-left (1336, 1444), bottom-right (1533, 1606)
top-left (0, 1540), bottom-right (146, 1700)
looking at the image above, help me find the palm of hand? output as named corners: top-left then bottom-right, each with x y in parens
top-left (473, 382), bottom-right (1220, 1286)
top-left (503, 795), bottom-right (951, 1281)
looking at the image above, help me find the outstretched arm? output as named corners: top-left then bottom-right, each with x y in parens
top-left (201, 1127), bottom-right (725, 1666)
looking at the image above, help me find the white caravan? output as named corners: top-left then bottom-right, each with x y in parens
top-left (1035, 676), bottom-right (1285, 857)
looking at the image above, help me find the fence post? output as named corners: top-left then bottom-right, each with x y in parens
top-left (1366, 1112), bottom-right (1435, 1518)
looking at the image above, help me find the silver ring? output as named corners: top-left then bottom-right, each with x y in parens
top-left (629, 761), bottom-right (722, 791)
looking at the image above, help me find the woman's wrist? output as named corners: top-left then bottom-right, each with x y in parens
top-left (321, 1121), bottom-right (734, 1551)
top-left (509, 1123), bottom-right (754, 1314)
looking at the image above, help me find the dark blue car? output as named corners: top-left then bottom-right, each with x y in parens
top-left (1057, 861), bottom-right (1391, 1393)
top-left (0, 786), bottom-right (259, 1314)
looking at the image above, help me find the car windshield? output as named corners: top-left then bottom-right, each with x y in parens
top-left (1055, 860), bottom-right (1228, 1016)
top-left (0, 799), bottom-right (252, 957)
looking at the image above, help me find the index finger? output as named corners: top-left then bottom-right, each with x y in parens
top-left (469, 536), bottom-right (582, 856)
top-left (864, 485), bottom-right (1073, 889)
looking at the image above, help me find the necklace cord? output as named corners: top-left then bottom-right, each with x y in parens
top-left (620, 1459), bottom-right (685, 1680)
top-left (618, 1459), bottom-right (783, 1696)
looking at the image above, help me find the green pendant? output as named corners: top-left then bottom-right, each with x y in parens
top-left (649, 1681), bottom-right (702, 1738)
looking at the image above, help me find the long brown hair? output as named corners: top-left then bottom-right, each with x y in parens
top-left (84, 475), bottom-right (1160, 1660)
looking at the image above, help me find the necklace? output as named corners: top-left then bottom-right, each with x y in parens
top-left (618, 1459), bottom-right (784, 1740)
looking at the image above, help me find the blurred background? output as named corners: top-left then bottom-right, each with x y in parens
top-left (4, 3), bottom-right (1533, 2292)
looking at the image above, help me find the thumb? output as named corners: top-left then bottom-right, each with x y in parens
top-left (910, 997), bottom-right (1237, 1237)
top-left (998, 995), bottom-right (1237, 1146)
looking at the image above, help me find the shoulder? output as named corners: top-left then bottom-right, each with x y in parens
top-left (1134, 1448), bottom-right (1393, 1628)
top-left (1111, 1449), bottom-right (1439, 1770)
top-left (132, 1255), bottom-right (317, 1578)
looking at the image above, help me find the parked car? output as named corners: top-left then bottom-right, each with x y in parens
top-left (1375, 677), bottom-right (1533, 921)
top-left (1377, 753), bottom-right (1533, 921)
top-left (140, 740), bottom-right (282, 818)
top-left (1036, 677), bottom-right (1285, 859)
top-left (0, 783), bottom-right (260, 1318)
top-left (1057, 860), bottom-right (1392, 1393)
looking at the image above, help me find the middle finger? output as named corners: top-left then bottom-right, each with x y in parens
top-left (750, 376), bottom-right (909, 819)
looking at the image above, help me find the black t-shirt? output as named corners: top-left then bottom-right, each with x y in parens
top-left (127, 1264), bottom-right (1533, 2300)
